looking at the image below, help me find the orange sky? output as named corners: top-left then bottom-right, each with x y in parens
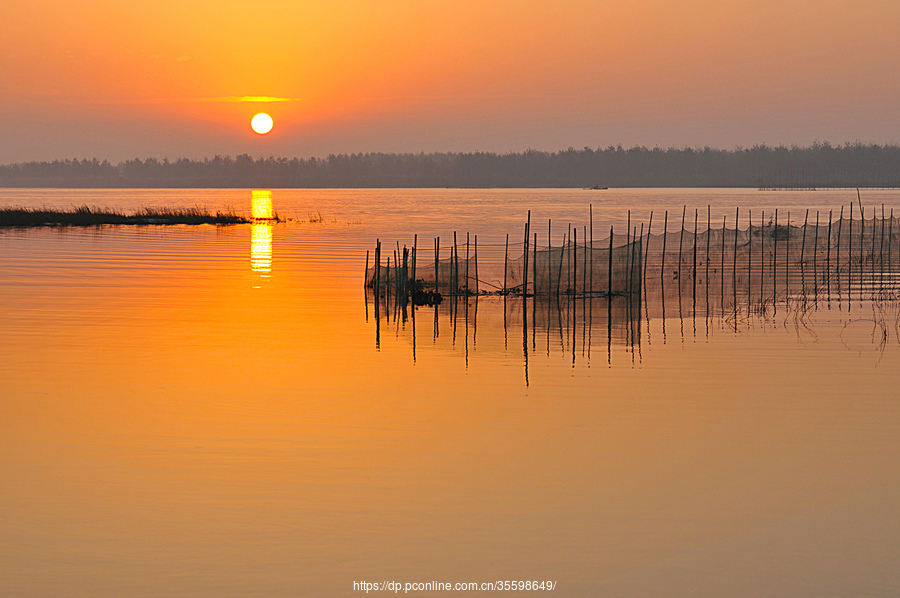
top-left (1, 0), bottom-right (898, 162)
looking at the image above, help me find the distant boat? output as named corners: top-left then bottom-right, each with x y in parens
top-left (583, 185), bottom-right (608, 190)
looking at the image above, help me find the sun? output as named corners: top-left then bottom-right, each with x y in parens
top-left (251, 113), bottom-right (274, 135)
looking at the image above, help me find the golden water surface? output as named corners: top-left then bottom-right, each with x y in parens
top-left (1, 189), bottom-right (899, 597)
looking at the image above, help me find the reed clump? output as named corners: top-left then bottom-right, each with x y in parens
top-left (0, 205), bottom-right (249, 227)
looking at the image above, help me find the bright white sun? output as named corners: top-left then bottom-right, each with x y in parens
top-left (251, 113), bottom-right (274, 134)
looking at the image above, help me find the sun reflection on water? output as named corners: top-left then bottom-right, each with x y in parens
top-left (251, 190), bottom-right (274, 220)
top-left (251, 223), bottom-right (273, 275)
top-left (251, 190), bottom-right (274, 278)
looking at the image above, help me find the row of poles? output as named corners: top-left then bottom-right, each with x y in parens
top-left (647, 201), bottom-right (898, 305)
top-left (366, 207), bottom-right (643, 301)
top-left (366, 198), bottom-right (898, 311)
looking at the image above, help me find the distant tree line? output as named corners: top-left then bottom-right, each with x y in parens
top-left (1, 143), bottom-right (899, 188)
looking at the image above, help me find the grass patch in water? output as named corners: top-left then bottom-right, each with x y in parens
top-left (0, 205), bottom-right (251, 227)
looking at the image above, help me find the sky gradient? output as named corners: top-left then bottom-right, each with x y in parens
top-left (1, 0), bottom-right (897, 163)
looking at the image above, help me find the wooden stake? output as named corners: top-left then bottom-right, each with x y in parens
top-left (435, 236), bottom-right (440, 293)
top-left (365, 249), bottom-right (370, 287)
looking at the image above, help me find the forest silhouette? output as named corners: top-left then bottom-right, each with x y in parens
top-left (1, 143), bottom-right (898, 188)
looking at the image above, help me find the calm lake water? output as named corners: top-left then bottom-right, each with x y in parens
top-left (2, 188), bottom-right (900, 597)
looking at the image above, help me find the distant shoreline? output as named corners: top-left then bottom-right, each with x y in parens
top-left (2, 144), bottom-right (899, 189)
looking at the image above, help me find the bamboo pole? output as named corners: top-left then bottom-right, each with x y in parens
top-left (465, 232), bottom-right (470, 294)
top-left (849, 202), bottom-right (853, 295)
top-left (523, 212), bottom-right (531, 295)
top-left (584, 225), bottom-right (589, 297)
top-left (643, 211), bottom-right (653, 284)
top-left (773, 209), bottom-right (778, 298)
top-left (889, 209), bottom-right (894, 280)
top-left (374, 241), bottom-right (381, 317)
top-left (533, 232), bottom-right (538, 297)
top-left (375, 239), bottom-right (381, 296)
top-left (678, 205), bottom-right (686, 282)
top-left (589, 205), bottom-right (593, 295)
top-left (800, 209), bottom-right (809, 292)
top-left (503, 234), bottom-right (509, 294)
top-left (836, 207), bottom-right (843, 291)
top-left (692, 208), bottom-right (698, 301)
top-left (365, 249), bottom-right (370, 287)
top-left (474, 235), bottom-right (479, 295)
top-left (880, 204), bottom-right (886, 284)
top-left (813, 211), bottom-right (819, 295)
top-left (637, 222), bottom-right (644, 298)
top-left (871, 206), bottom-right (877, 281)
top-left (573, 227), bottom-right (578, 297)
top-left (626, 210), bottom-right (631, 292)
top-left (760, 210), bottom-right (765, 300)
top-left (785, 212), bottom-right (790, 292)
top-left (548, 219), bottom-right (552, 295)
top-left (387, 250), bottom-right (393, 300)
top-left (412, 234), bottom-right (417, 287)
top-left (826, 210), bottom-right (833, 292)
top-left (394, 249), bottom-right (399, 298)
top-left (608, 227), bottom-right (614, 296)
top-left (557, 233), bottom-right (565, 296)
top-left (661, 210), bottom-right (668, 281)
top-left (633, 225), bottom-right (640, 297)
top-left (706, 205), bottom-right (711, 285)
top-left (567, 223), bottom-right (572, 293)
top-left (402, 246), bottom-right (409, 298)
top-left (733, 207), bottom-right (739, 290)
top-left (870, 204), bottom-right (876, 291)
top-left (435, 237), bottom-right (440, 294)
top-left (747, 209), bottom-right (752, 302)
top-left (453, 231), bottom-right (459, 295)
top-left (721, 214), bottom-right (727, 298)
